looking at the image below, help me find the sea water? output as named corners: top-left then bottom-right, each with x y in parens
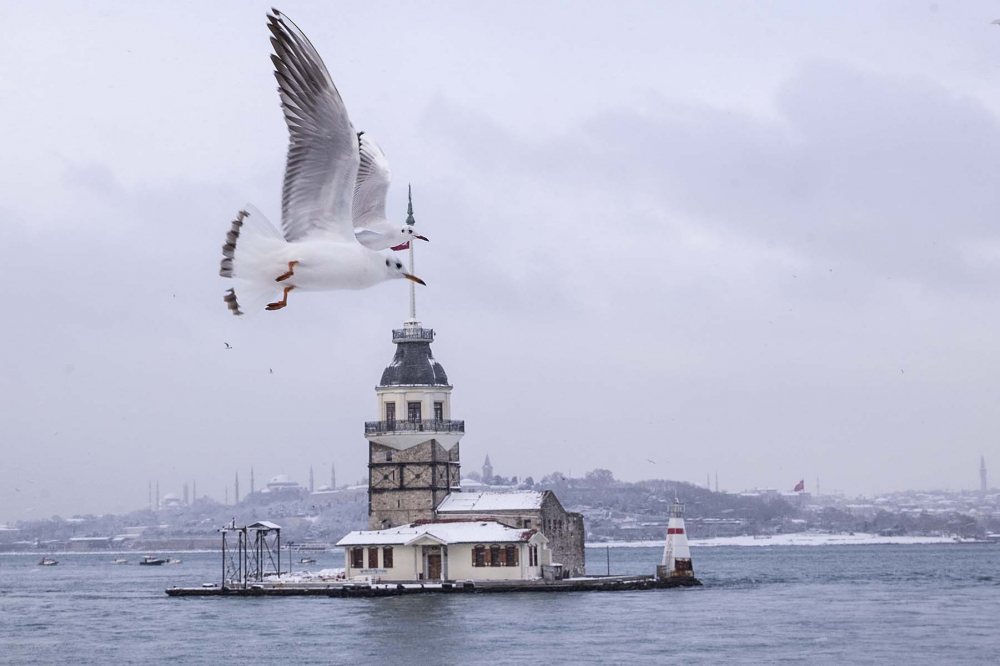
top-left (1, 544), bottom-right (997, 665)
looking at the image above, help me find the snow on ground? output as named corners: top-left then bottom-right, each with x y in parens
top-left (585, 533), bottom-right (972, 548)
top-left (268, 568), bottom-right (344, 583)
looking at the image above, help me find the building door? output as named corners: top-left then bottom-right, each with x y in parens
top-left (385, 402), bottom-right (395, 425)
top-left (427, 553), bottom-right (442, 580)
top-left (408, 401), bottom-right (422, 422)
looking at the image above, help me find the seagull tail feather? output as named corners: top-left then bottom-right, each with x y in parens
top-left (219, 204), bottom-right (287, 316)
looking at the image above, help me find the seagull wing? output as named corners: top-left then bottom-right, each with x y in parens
top-left (268, 10), bottom-right (359, 243)
top-left (352, 133), bottom-right (393, 232)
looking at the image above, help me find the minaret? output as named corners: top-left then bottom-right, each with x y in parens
top-left (235, 471), bottom-right (240, 504)
top-left (250, 466), bottom-right (255, 495)
top-left (331, 462), bottom-right (336, 490)
top-left (365, 189), bottom-right (463, 529)
top-left (148, 481), bottom-right (152, 510)
top-left (309, 465), bottom-right (315, 493)
top-left (155, 480), bottom-right (160, 512)
top-left (981, 456), bottom-right (988, 493)
top-left (658, 499), bottom-right (694, 580)
top-left (482, 455), bottom-right (493, 485)
top-left (192, 479), bottom-right (197, 505)
top-left (183, 482), bottom-right (189, 505)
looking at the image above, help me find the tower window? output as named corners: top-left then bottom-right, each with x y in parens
top-left (434, 402), bottom-right (443, 421)
top-left (385, 450), bottom-right (392, 462)
top-left (408, 402), bottom-right (422, 422)
top-left (385, 403), bottom-right (396, 423)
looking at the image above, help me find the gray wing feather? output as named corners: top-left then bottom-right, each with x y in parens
top-left (268, 10), bottom-right (359, 242)
top-left (352, 133), bottom-right (392, 230)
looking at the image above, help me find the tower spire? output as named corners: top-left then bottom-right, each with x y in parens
top-left (407, 184), bottom-right (417, 323)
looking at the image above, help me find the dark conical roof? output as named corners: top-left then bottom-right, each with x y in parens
top-left (379, 327), bottom-right (450, 387)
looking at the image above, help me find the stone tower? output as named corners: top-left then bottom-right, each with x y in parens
top-left (365, 190), bottom-right (464, 528)
top-left (365, 320), bottom-right (464, 529)
top-left (482, 454), bottom-right (493, 484)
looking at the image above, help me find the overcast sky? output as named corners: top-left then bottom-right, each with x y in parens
top-left (3, 0), bottom-right (1000, 520)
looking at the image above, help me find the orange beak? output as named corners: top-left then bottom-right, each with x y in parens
top-left (404, 273), bottom-right (426, 285)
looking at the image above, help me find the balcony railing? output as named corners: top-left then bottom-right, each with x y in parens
top-left (365, 419), bottom-right (465, 436)
top-left (392, 328), bottom-right (434, 342)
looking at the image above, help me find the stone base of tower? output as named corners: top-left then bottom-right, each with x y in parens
top-left (367, 439), bottom-right (460, 530)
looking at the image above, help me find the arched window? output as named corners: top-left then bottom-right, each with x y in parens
top-left (489, 545), bottom-right (501, 567)
top-left (505, 545), bottom-right (518, 566)
top-left (473, 545), bottom-right (486, 567)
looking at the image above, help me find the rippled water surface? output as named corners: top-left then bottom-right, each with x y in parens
top-left (1, 544), bottom-right (998, 665)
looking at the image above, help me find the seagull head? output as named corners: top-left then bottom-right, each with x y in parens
top-left (384, 256), bottom-right (425, 285)
top-left (402, 226), bottom-right (429, 242)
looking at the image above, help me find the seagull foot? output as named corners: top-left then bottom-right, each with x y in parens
top-left (276, 260), bottom-right (299, 282)
top-left (266, 286), bottom-right (294, 311)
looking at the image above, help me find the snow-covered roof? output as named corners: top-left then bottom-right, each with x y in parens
top-left (336, 520), bottom-right (543, 547)
top-left (436, 491), bottom-right (545, 513)
top-left (248, 521), bottom-right (281, 530)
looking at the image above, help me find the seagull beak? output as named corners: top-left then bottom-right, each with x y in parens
top-left (404, 273), bottom-right (426, 286)
top-left (416, 235), bottom-right (429, 242)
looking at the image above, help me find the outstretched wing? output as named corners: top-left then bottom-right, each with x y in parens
top-left (352, 133), bottom-right (392, 231)
top-left (268, 10), bottom-right (359, 242)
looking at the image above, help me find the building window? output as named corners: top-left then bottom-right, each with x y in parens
top-left (505, 545), bottom-right (518, 566)
top-left (385, 450), bottom-right (393, 462)
top-left (368, 547), bottom-right (379, 569)
top-left (408, 402), bottom-right (422, 422)
top-left (474, 545), bottom-right (486, 567)
top-left (385, 402), bottom-right (396, 424)
top-left (351, 548), bottom-right (364, 568)
top-left (529, 545), bottom-right (538, 567)
top-left (434, 402), bottom-right (444, 421)
top-left (489, 545), bottom-right (501, 567)
top-left (383, 547), bottom-right (394, 569)
top-left (523, 519), bottom-right (531, 529)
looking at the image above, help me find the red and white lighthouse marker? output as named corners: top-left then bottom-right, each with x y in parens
top-left (658, 499), bottom-right (694, 579)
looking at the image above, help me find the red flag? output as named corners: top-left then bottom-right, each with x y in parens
top-left (390, 242), bottom-right (410, 251)
top-left (793, 480), bottom-right (805, 492)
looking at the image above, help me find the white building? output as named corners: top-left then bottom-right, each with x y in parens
top-left (336, 520), bottom-right (551, 582)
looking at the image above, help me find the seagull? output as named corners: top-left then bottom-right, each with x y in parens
top-left (219, 10), bottom-right (425, 315)
top-left (224, 342), bottom-right (232, 350)
top-left (993, 19), bottom-right (1000, 25)
top-left (352, 133), bottom-right (428, 251)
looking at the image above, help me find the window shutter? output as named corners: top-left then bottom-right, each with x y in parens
top-left (498, 546), bottom-right (507, 566)
top-left (472, 547), bottom-right (477, 566)
top-left (513, 546), bottom-right (519, 565)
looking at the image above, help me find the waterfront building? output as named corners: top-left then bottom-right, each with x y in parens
top-left (347, 206), bottom-right (586, 580)
top-left (337, 520), bottom-right (551, 582)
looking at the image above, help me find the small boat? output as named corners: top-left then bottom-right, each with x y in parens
top-left (112, 558), bottom-right (128, 565)
top-left (139, 555), bottom-right (166, 566)
top-left (166, 558), bottom-right (183, 565)
top-left (299, 557), bottom-right (316, 564)
top-left (38, 557), bottom-right (58, 566)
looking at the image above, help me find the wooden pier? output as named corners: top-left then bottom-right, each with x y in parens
top-left (166, 574), bottom-right (701, 597)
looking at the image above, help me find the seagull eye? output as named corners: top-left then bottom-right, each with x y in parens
top-left (396, 262), bottom-right (402, 268)
top-left (385, 259), bottom-right (390, 266)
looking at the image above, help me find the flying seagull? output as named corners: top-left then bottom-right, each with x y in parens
top-left (219, 10), bottom-right (425, 315)
top-left (224, 342), bottom-right (232, 350)
top-left (352, 133), bottom-right (428, 251)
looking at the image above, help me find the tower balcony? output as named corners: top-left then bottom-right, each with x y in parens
top-left (392, 327), bottom-right (434, 342)
top-left (364, 419), bottom-right (465, 450)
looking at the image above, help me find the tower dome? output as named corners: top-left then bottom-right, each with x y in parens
top-left (378, 325), bottom-right (449, 387)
